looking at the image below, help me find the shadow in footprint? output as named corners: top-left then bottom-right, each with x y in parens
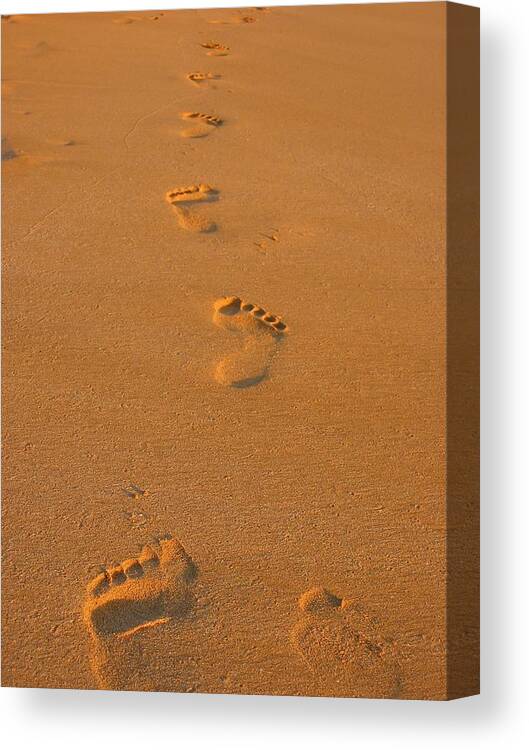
top-left (179, 111), bottom-right (223, 139)
top-left (187, 72), bottom-right (221, 87)
top-left (212, 296), bottom-right (288, 388)
top-left (201, 41), bottom-right (230, 57)
top-left (83, 537), bottom-right (200, 691)
top-left (165, 184), bottom-right (219, 233)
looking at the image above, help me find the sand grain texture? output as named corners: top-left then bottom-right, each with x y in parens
top-left (2, 3), bottom-right (479, 698)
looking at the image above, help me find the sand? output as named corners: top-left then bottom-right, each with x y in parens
top-left (1, 4), bottom-right (478, 699)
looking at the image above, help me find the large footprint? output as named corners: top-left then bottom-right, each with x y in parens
top-left (165, 184), bottom-right (219, 233)
top-left (290, 587), bottom-right (403, 698)
top-left (83, 536), bottom-right (199, 691)
top-left (179, 111), bottom-right (223, 140)
top-left (212, 295), bottom-right (288, 388)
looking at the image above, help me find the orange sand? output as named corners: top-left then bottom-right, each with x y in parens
top-left (2, 4), bottom-right (471, 698)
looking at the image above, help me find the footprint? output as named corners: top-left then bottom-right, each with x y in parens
top-left (201, 41), bottom-right (230, 57)
top-left (84, 536), bottom-right (199, 690)
top-left (1, 136), bottom-right (19, 161)
top-left (112, 14), bottom-right (163, 24)
top-left (123, 509), bottom-right (149, 529)
top-left (165, 184), bottom-right (218, 204)
top-left (165, 184), bottom-right (219, 233)
top-left (290, 587), bottom-right (403, 698)
top-left (47, 137), bottom-right (78, 148)
top-left (84, 537), bottom-right (196, 638)
top-left (179, 111), bottom-right (222, 140)
top-left (123, 483), bottom-right (148, 499)
top-left (112, 16), bottom-right (140, 25)
top-left (26, 40), bottom-right (54, 58)
top-left (208, 15), bottom-right (256, 25)
top-left (187, 72), bottom-right (221, 86)
top-left (212, 295), bottom-right (288, 388)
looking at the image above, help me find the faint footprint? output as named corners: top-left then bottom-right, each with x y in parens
top-left (2, 136), bottom-right (19, 161)
top-left (112, 15), bottom-right (140, 24)
top-left (212, 295), bottom-right (288, 388)
top-left (84, 536), bottom-right (198, 690)
top-left (179, 111), bottom-right (222, 139)
top-left (113, 13), bottom-right (163, 24)
top-left (208, 15), bottom-right (256, 25)
top-left (165, 184), bottom-right (219, 233)
top-left (187, 72), bottom-right (222, 87)
top-left (290, 587), bottom-right (403, 698)
top-left (254, 229), bottom-right (280, 253)
top-left (123, 483), bottom-right (148, 499)
top-left (201, 41), bottom-right (230, 57)
top-left (26, 40), bottom-right (54, 58)
top-left (46, 137), bottom-right (79, 149)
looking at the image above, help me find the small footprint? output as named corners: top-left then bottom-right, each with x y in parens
top-left (212, 295), bottom-right (287, 388)
top-left (113, 14), bottom-right (163, 24)
top-left (165, 184), bottom-right (219, 233)
top-left (179, 111), bottom-right (222, 139)
top-left (187, 72), bottom-right (221, 87)
top-left (290, 587), bottom-right (402, 698)
top-left (84, 537), bottom-right (198, 690)
top-left (112, 16), bottom-right (140, 24)
top-left (49, 138), bottom-right (78, 147)
top-left (254, 229), bottom-right (280, 253)
top-left (123, 509), bottom-right (149, 529)
top-left (123, 483), bottom-right (148, 500)
top-left (201, 41), bottom-right (230, 57)
top-left (208, 16), bottom-right (256, 25)
top-left (26, 40), bottom-right (54, 58)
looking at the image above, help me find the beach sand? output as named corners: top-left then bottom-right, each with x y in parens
top-left (2, 4), bottom-right (473, 698)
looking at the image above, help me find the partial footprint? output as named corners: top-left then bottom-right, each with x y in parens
top-left (212, 296), bottom-right (288, 388)
top-left (290, 587), bottom-right (403, 698)
top-left (187, 72), bottom-right (221, 87)
top-left (112, 15), bottom-right (140, 25)
top-left (2, 136), bottom-right (19, 161)
top-left (112, 13), bottom-right (162, 24)
top-left (25, 40), bottom-right (54, 58)
top-left (166, 184), bottom-right (218, 204)
top-left (179, 111), bottom-right (222, 140)
top-left (165, 184), bottom-right (219, 233)
top-left (84, 536), bottom-right (198, 690)
top-left (200, 41), bottom-right (230, 57)
top-left (208, 15), bottom-right (256, 25)
top-left (123, 483), bottom-right (148, 500)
